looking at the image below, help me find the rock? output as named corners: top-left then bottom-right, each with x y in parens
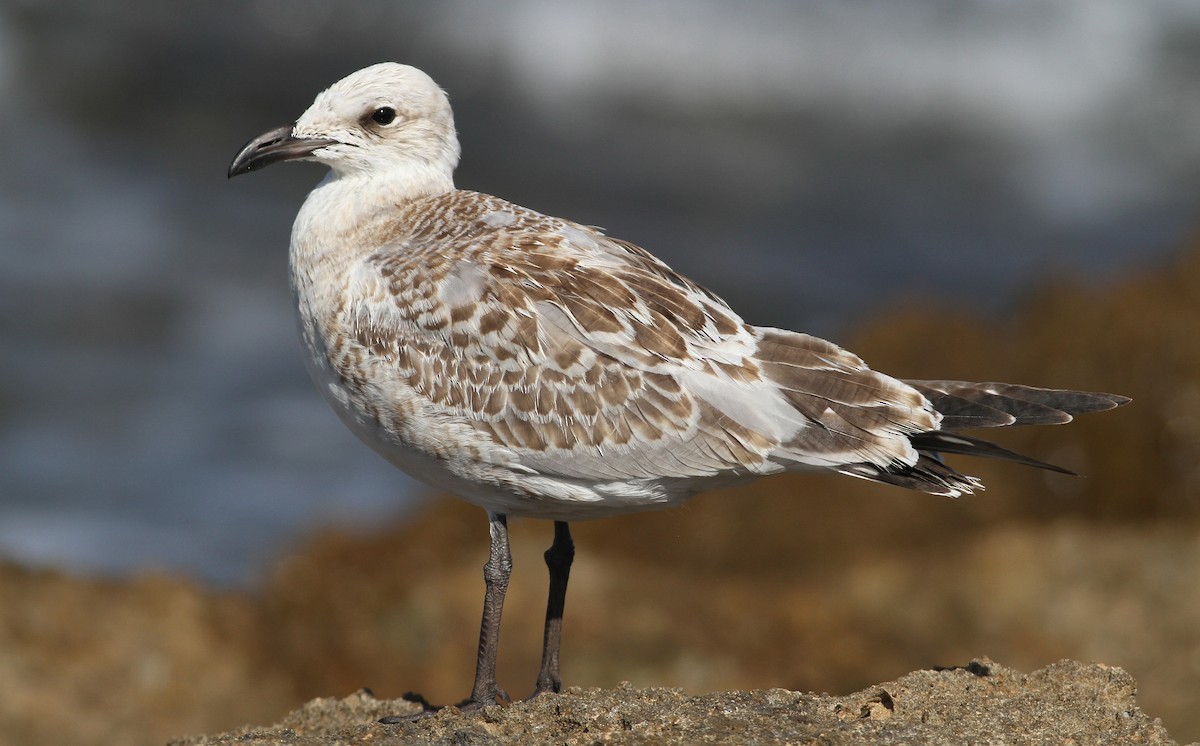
top-left (0, 563), bottom-right (295, 746)
top-left (170, 659), bottom-right (1181, 745)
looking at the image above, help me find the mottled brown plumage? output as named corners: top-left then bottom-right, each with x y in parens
top-left (228, 62), bottom-right (1128, 717)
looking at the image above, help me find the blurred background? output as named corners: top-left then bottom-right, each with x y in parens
top-left (1, 1), bottom-right (1199, 745)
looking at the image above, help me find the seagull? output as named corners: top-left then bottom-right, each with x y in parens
top-left (228, 63), bottom-right (1128, 716)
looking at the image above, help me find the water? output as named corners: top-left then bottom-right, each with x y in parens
top-left (2, 1), bottom-right (1198, 585)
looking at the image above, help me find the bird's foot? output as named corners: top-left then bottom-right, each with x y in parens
top-left (526, 679), bottom-right (562, 701)
top-left (378, 688), bottom-right (510, 723)
top-left (378, 691), bottom-right (439, 723)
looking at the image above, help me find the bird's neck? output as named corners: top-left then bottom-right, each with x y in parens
top-left (288, 164), bottom-right (456, 327)
top-left (292, 165), bottom-right (454, 256)
top-left (288, 165), bottom-right (454, 373)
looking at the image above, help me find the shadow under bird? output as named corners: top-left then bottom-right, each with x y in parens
top-left (228, 63), bottom-right (1129, 719)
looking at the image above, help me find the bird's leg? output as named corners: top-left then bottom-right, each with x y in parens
top-left (532, 521), bottom-right (574, 697)
top-left (379, 512), bottom-right (513, 723)
top-left (466, 511), bottom-right (513, 708)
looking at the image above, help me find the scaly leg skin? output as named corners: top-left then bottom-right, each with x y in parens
top-left (532, 521), bottom-right (574, 697)
top-left (465, 512), bottom-right (513, 708)
top-left (380, 512), bottom-right (513, 723)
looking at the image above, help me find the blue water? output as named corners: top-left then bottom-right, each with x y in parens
top-left (1, 1), bottom-right (1196, 585)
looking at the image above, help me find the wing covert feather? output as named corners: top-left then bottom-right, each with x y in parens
top-left (345, 191), bottom-right (937, 482)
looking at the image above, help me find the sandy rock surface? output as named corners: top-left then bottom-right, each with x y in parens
top-left (171, 659), bottom-right (1179, 745)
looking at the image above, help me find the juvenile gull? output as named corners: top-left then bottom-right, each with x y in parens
top-left (228, 63), bottom-right (1128, 716)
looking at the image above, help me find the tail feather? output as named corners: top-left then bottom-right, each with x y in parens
top-left (836, 381), bottom-right (1128, 496)
top-left (837, 455), bottom-right (982, 497)
top-left (909, 431), bottom-right (1075, 475)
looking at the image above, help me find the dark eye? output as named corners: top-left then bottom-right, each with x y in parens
top-left (371, 107), bottom-right (396, 125)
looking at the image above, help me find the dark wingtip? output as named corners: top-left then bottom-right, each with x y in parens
top-left (1105, 394), bottom-right (1132, 408)
top-left (906, 380), bottom-right (1131, 429)
top-left (1057, 391), bottom-right (1131, 418)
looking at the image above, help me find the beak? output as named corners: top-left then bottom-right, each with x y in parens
top-left (227, 125), bottom-right (338, 178)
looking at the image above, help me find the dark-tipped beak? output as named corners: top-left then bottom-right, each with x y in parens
top-left (227, 125), bottom-right (338, 178)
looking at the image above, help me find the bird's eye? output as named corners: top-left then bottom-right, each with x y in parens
top-left (371, 107), bottom-right (397, 125)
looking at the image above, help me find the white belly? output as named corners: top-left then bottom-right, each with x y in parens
top-left (299, 324), bottom-right (697, 521)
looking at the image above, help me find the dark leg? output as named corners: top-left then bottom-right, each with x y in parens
top-left (532, 521), bottom-right (574, 696)
top-left (380, 511), bottom-right (512, 723)
top-left (468, 511), bottom-right (513, 707)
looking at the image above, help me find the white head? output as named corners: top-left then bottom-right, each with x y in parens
top-left (229, 63), bottom-right (461, 192)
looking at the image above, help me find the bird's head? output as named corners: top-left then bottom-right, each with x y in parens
top-left (228, 63), bottom-right (461, 190)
